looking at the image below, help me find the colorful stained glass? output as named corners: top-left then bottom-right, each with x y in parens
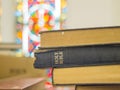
top-left (15, 0), bottom-right (23, 45)
top-left (60, 0), bottom-right (67, 29)
top-left (28, 0), bottom-right (56, 57)
top-left (15, 0), bottom-right (23, 57)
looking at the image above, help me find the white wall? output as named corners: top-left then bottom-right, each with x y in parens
top-left (66, 0), bottom-right (120, 29)
top-left (1, 0), bottom-right (16, 43)
top-left (0, 1), bottom-right (1, 42)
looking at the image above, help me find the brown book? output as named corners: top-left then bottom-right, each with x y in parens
top-left (53, 65), bottom-right (120, 85)
top-left (76, 85), bottom-right (120, 90)
top-left (40, 26), bottom-right (120, 48)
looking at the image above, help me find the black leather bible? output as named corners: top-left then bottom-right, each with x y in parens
top-left (34, 45), bottom-right (120, 68)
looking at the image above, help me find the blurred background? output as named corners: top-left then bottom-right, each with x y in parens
top-left (0, 0), bottom-right (120, 90)
top-left (0, 0), bottom-right (67, 57)
top-left (0, 0), bottom-right (120, 56)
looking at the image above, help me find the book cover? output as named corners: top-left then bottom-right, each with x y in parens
top-left (40, 26), bottom-right (120, 48)
top-left (34, 45), bottom-right (120, 68)
top-left (52, 65), bottom-right (120, 85)
top-left (76, 85), bottom-right (120, 90)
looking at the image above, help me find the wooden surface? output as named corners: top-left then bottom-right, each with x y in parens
top-left (0, 74), bottom-right (45, 90)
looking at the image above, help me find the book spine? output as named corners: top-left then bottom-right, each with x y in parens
top-left (34, 45), bottom-right (120, 68)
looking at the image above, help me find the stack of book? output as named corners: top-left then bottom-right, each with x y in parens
top-left (34, 26), bottom-right (120, 90)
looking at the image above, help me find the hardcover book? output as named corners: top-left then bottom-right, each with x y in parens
top-left (34, 45), bottom-right (120, 68)
top-left (52, 65), bottom-right (120, 85)
top-left (76, 85), bottom-right (120, 90)
top-left (40, 26), bottom-right (120, 48)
